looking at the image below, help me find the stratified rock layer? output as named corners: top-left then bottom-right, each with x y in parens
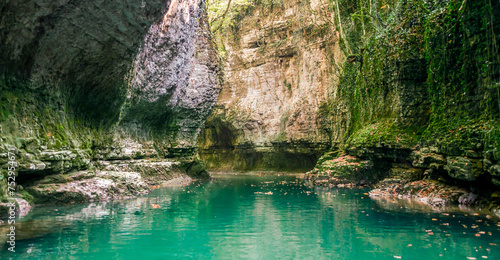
top-left (199, 1), bottom-right (338, 171)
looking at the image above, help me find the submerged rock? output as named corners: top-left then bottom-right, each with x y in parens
top-left (0, 198), bottom-right (32, 219)
top-left (0, 219), bottom-right (72, 247)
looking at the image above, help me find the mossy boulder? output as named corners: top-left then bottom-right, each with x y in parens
top-left (411, 151), bottom-right (446, 170)
top-left (445, 156), bottom-right (484, 181)
top-left (489, 165), bottom-right (500, 187)
top-left (180, 158), bottom-right (210, 179)
top-left (306, 154), bottom-right (376, 186)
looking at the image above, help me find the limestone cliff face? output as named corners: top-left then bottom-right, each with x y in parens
top-left (199, 1), bottom-right (341, 171)
top-left (122, 0), bottom-right (221, 152)
top-left (0, 0), bottom-right (221, 209)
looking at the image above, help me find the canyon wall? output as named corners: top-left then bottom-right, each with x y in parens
top-left (302, 0), bottom-right (500, 210)
top-left (199, 1), bottom-right (341, 171)
top-left (201, 0), bottom-right (500, 209)
top-left (0, 0), bottom-right (221, 210)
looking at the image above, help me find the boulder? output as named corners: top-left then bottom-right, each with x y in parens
top-left (411, 151), bottom-right (446, 169)
top-left (27, 171), bottom-right (149, 204)
top-left (445, 156), bottom-right (484, 181)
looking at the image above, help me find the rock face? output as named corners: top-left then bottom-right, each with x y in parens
top-left (0, 0), bottom-right (168, 124)
top-left (122, 0), bottom-right (222, 150)
top-left (298, 0), bottom-right (500, 212)
top-left (198, 1), bottom-right (339, 171)
top-left (0, 0), bottom-right (220, 213)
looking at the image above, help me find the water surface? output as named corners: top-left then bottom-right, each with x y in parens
top-left (1, 174), bottom-right (499, 259)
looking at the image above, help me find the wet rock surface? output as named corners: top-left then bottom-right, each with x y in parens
top-left (27, 171), bottom-right (150, 204)
top-left (369, 180), bottom-right (471, 208)
top-left (307, 140), bottom-right (500, 213)
top-left (0, 219), bottom-right (72, 249)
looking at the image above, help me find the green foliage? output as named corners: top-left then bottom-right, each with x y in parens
top-left (424, 0), bottom-right (500, 123)
top-left (321, 0), bottom-right (499, 148)
top-left (347, 119), bottom-right (424, 148)
top-left (283, 79), bottom-right (292, 91)
top-left (206, 0), bottom-right (254, 33)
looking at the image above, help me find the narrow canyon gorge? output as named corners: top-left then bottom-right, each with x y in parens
top-left (1, 0), bottom-right (500, 228)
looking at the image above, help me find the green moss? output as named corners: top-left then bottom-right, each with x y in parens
top-left (283, 79), bottom-right (292, 91)
top-left (347, 119), bottom-right (424, 148)
top-left (316, 0), bottom-right (499, 151)
top-left (423, 119), bottom-right (500, 152)
top-left (18, 190), bottom-right (35, 204)
top-left (0, 91), bottom-right (18, 122)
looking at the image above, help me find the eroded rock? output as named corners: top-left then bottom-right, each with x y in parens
top-left (445, 156), bottom-right (484, 181)
top-left (28, 171), bottom-right (149, 204)
top-left (305, 154), bottom-right (375, 186)
top-left (370, 180), bottom-right (470, 208)
top-left (411, 151), bottom-right (446, 170)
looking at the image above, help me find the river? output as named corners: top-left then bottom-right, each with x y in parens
top-left (1, 174), bottom-right (498, 259)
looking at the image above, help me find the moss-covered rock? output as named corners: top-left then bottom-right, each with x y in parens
top-left (347, 121), bottom-right (423, 149)
top-left (411, 151), bottom-right (446, 170)
top-left (370, 180), bottom-right (471, 208)
top-left (305, 154), bottom-right (379, 186)
top-left (445, 156), bottom-right (484, 181)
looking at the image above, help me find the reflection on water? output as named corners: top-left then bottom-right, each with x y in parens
top-left (1, 174), bottom-right (499, 259)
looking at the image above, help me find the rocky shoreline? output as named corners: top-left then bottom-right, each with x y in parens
top-left (305, 143), bottom-right (500, 217)
top-left (0, 137), bottom-right (209, 220)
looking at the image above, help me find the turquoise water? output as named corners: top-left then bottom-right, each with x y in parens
top-left (1, 174), bottom-right (499, 259)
